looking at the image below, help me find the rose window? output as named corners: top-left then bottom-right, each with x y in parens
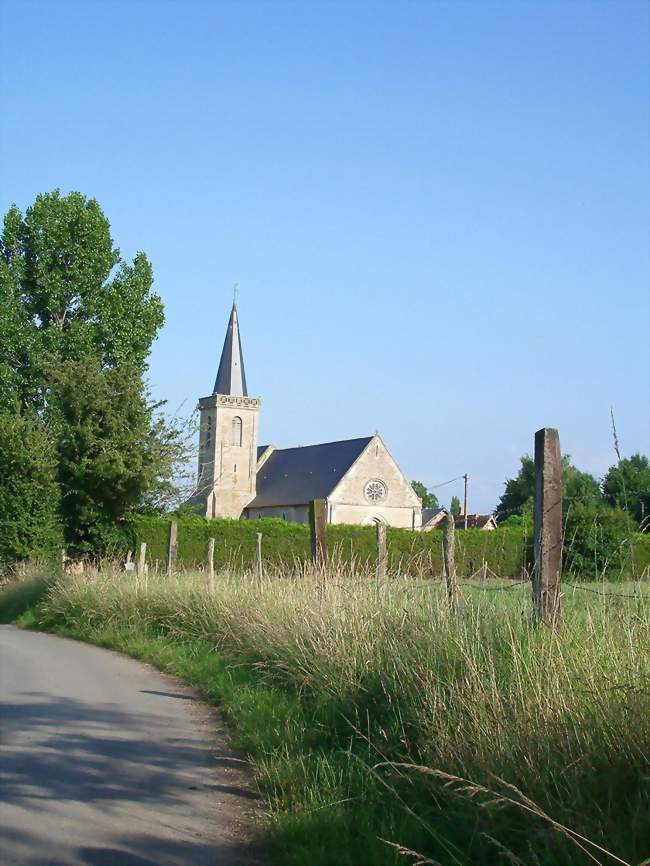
top-left (364, 479), bottom-right (387, 502)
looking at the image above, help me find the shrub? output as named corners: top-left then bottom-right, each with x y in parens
top-left (563, 502), bottom-right (636, 580)
top-left (132, 515), bottom-right (531, 578)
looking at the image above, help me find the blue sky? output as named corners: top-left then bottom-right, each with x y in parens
top-left (1, 0), bottom-right (648, 511)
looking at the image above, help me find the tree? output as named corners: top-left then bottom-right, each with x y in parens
top-left (450, 496), bottom-right (461, 517)
top-left (0, 190), bottom-right (164, 408)
top-left (602, 454), bottom-right (650, 528)
top-left (49, 359), bottom-right (185, 556)
top-left (411, 481), bottom-right (440, 510)
top-left (0, 191), bottom-right (181, 559)
top-left (0, 411), bottom-right (62, 565)
top-left (496, 455), bottom-right (601, 520)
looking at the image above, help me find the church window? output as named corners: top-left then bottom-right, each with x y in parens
top-left (205, 416), bottom-right (212, 449)
top-left (364, 479), bottom-right (387, 503)
top-left (231, 416), bottom-right (243, 446)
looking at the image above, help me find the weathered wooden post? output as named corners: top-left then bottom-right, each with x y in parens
top-left (167, 520), bottom-right (178, 576)
top-left (137, 542), bottom-right (147, 577)
top-left (443, 511), bottom-right (458, 604)
top-left (309, 499), bottom-right (328, 567)
top-left (533, 427), bottom-right (563, 626)
top-left (256, 532), bottom-right (264, 583)
top-left (207, 537), bottom-right (215, 591)
top-left (376, 521), bottom-right (387, 583)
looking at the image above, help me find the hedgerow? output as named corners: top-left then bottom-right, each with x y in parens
top-left (130, 515), bottom-right (650, 579)
top-left (131, 515), bottom-right (531, 577)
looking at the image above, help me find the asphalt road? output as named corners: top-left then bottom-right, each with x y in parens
top-left (0, 626), bottom-right (261, 866)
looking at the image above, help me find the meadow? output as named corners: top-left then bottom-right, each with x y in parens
top-left (2, 566), bottom-right (648, 866)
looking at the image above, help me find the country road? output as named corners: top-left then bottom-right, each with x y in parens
top-left (0, 626), bottom-right (261, 866)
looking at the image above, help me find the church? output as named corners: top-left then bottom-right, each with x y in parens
top-left (195, 304), bottom-right (422, 529)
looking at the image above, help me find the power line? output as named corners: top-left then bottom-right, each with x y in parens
top-left (426, 475), bottom-right (465, 490)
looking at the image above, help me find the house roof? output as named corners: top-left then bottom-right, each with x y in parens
top-left (421, 507), bottom-right (448, 527)
top-left (213, 303), bottom-right (248, 396)
top-left (247, 436), bottom-right (373, 508)
top-left (454, 513), bottom-right (497, 530)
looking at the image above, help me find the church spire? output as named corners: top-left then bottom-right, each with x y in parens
top-left (213, 303), bottom-right (248, 396)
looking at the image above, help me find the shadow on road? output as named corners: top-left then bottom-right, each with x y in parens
top-left (1, 691), bottom-right (233, 805)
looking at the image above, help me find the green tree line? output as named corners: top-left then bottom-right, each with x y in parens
top-left (496, 453), bottom-right (650, 578)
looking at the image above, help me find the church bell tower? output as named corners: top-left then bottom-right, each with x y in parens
top-left (196, 303), bottom-right (261, 519)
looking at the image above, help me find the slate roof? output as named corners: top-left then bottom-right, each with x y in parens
top-left (247, 437), bottom-right (373, 508)
top-left (213, 304), bottom-right (248, 396)
top-left (421, 507), bottom-right (448, 527)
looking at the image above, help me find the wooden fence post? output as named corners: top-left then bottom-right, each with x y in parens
top-left (137, 542), bottom-right (147, 577)
top-left (443, 512), bottom-right (458, 605)
top-left (376, 521), bottom-right (387, 583)
top-left (533, 427), bottom-right (563, 626)
top-left (256, 532), bottom-right (263, 583)
top-left (207, 537), bottom-right (215, 591)
top-left (309, 499), bottom-right (328, 567)
top-left (167, 520), bottom-right (178, 576)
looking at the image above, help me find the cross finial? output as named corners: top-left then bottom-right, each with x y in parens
top-left (233, 282), bottom-right (239, 305)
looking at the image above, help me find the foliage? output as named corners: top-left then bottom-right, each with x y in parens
top-left (632, 532), bottom-right (650, 576)
top-left (0, 571), bottom-right (52, 622)
top-left (450, 495), bottom-right (461, 517)
top-left (18, 570), bottom-right (650, 866)
top-left (498, 513), bottom-right (533, 529)
top-left (132, 515), bottom-right (532, 578)
top-left (0, 411), bottom-right (62, 565)
top-left (603, 453), bottom-right (650, 528)
top-left (564, 502), bottom-right (636, 581)
top-left (497, 454), bottom-right (601, 520)
top-left (0, 190), bottom-right (164, 406)
top-left (48, 359), bottom-right (183, 557)
top-left (0, 190), bottom-right (183, 559)
top-left (410, 480), bottom-right (439, 510)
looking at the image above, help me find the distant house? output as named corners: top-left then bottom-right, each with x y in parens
top-left (421, 508), bottom-right (449, 531)
top-left (420, 509), bottom-right (498, 532)
top-left (454, 513), bottom-right (498, 531)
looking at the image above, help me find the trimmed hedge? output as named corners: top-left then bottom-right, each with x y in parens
top-left (132, 515), bottom-right (532, 578)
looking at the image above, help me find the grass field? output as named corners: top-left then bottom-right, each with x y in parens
top-left (2, 567), bottom-right (649, 866)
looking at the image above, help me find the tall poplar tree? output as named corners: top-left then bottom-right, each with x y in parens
top-left (0, 190), bottom-right (179, 558)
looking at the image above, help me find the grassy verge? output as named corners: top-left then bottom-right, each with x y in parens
top-left (1, 570), bottom-right (649, 866)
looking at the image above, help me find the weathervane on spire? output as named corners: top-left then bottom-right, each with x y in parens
top-left (233, 282), bottom-right (239, 305)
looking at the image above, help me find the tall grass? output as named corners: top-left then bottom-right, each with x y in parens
top-left (19, 567), bottom-right (650, 866)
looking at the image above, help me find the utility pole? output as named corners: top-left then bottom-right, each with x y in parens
top-left (463, 473), bottom-right (469, 530)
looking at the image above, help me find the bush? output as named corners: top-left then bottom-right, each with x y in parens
top-left (132, 515), bottom-right (532, 578)
top-left (632, 532), bottom-right (650, 577)
top-left (564, 503), bottom-right (636, 580)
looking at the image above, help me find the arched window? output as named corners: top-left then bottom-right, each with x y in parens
top-left (231, 416), bottom-right (242, 446)
top-left (205, 416), bottom-right (212, 449)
